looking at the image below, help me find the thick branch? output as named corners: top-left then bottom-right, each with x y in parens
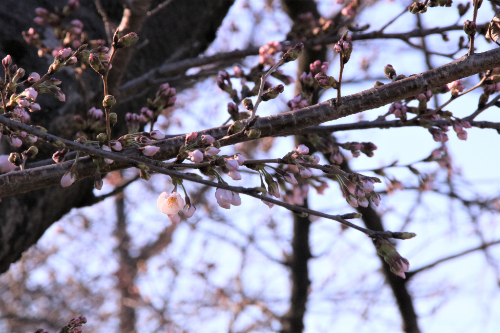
top-left (3, 47), bottom-right (500, 197)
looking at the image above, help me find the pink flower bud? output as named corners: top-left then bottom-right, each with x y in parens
top-left (215, 188), bottom-right (232, 209)
top-left (372, 193), bottom-right (381, 207)
top-left (330, 151), bottom-right (343, 165)
top-left (299, 167), bottom-right (312, 178)
top-left (233, 65), bottom-right (243, 78)
top-left (25, 87), bottom-right (38, 100)
top-left (361, 180), bottom-right (375, 192)
top-left (417, 93), bottom-right (427, 102)
top-left (228, 170), bottom-right (242, 181)
top-left (284, 172), bottom-right (298, 185)
top-left (201, 134), bottom-right (215, 144)
top-left (294, 144), bottom-right (309, 155)
top-left (10, 135), bottom-right (22, 147)
top-left (183, 205), bottom-right (196, 218)
top-left (189, 150), bottom-right (204, 163)
top-left (185, 132), bottom-right (198, 144)
top-left (141, 145), bottom-right (160, 156)
top-left (28, 72), bottom-right (40, 83)
top-left (61, 171), bottom-right (75, 187)
top-left (157, 191), bottom-right (185, 215)
top-left (2, 55), bottom-right (12, 67)
top-left (261, 192), bottom-right (274, 208)
top-left (347, 195), bottom-right (358, 207)
top-left (59, 48), bottom-right (72, 58)
top-left (29, 103), bottom-right (41, 112)
top-left (225, 158), bottom-right (239, 171)
top-left (231, 192), bottom-right (242, 206)
top-left (111, 141), bottom-right (122, 151)
top-left (0, 155), bottom-right (15, 173)
top-left (358, 197), bottom-right (369, 207)
top-left (234, 153), bottom-right (246, 166)
top-left (457, 131), bottom-right (468, 140)
top-left (102, 145), bottom-right (114, 164)
top-left (150, 130), bottom-right (165, 140)
top-left (168, 214), bottom-right (181, 224)
top-left (311, 155), bottom-right (320, 164)
top-left (205, 147), bottom-right (220, 156)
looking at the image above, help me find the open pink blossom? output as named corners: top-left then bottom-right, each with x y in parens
top-left (0, 155), bottom-right (15, 174)
top-left (205, 147), bottom-right (220, 156)
top-left (228, 170), bottom-right (242, 181)
top-left (61, 171), bottom-right (75, 187)
top-left (141, 145), bottom-right (160, 156)
top-left (234, 153), bottom-right (246, 166)
top-left (168, 214), bottom-right (181, 224)
top-left (157, 191), bottom-right (185, 215)
top-left (183, 205), bottom-right (196, 218)
top-left (150, 130), bottom-right (165, 140)
top-left (189, 150), bottom-right (204, 163)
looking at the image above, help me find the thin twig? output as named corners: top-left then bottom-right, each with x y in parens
top-left (147, 0), bottom-right (174, 17)
top-left (251, 60), bottom-right (284, 118)
top-left (468, 0), bottom-right (480, 56)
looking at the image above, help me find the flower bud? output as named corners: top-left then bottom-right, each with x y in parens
top-left (61, 171), bottom-right (76, 187)
top-left (109, 112), bottom-right (118, 125)
top-left (314, 72), bottom-right (338, 89)
top-left (242, 98), bottom-right (254, 111)
top-left (282, 43), bottom-right (304, 62)
top-left (116, 32), bottom-right (139, 48)
top-left (374, 238), bottom-right (410, 279)
top-left (384, 64), bottom-right (396, 80)
top-left (2, 55), bottom-right (12, 67)
top-left (97, 133), bottom-right (107, 143)
top-left (201, 134), bottom-right (215, 144)
top-left (103, 95), bottom-right (116, 108)
top-left (463, 20), bottom-right (476, 36)
top-left (246, 128), bottom-right (261, 139)
top-left (261, 84), bottom-right (284, 101)
top-left (8, 152), bottom-right (22, 166)
top-left (228, 120), bottom-right (243, 134)
top-left (24, 146), bottom-right (38, 157)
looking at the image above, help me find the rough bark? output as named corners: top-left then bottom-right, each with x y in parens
top-left (0, 0), bottom-right (234, 273)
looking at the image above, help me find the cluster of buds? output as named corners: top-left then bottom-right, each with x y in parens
top-left (227, 102), bottom-right (251, 121)
top-left (286, 12), bottom-right (333, 44)
top-left (125, 112), bottom-right (148, 133)
top-left (409, 2), bottom-right (427, 14)
top-left (426, 145), bottom-right (452, 175)
top-left (73, 107), bottom-right (109, 138)
top-left (215, 188), bottom-right (242, 209)
top-left (309, 60), bottom-right (329, 76)
top-left (87, 46), bottom-right (111, 76)
top-left (388, 102), bottom-right (407, 119)
top-left (29, 1), bottom-right (85, 55)
top-left (418, 174), bottom-right (435, 192)
top-left (340, 4), bottom-right (357, 18)
top-left (339, 141), bottom-right (378, 158)
top-left (428, 127), bottom-right (449, 143)
top-left (373, 237), bottom-right (411, 278)
top-left (315, 72), bottom-right (338, 90)
top-left (479, 78), bottom-right (500, 108)
top-left (299, 72), bottom-right (315, 97)
top-left (287, 94), bottom-right (309, 110)
top-left (333, 33), bottom-right (353, 64)
top-left (157, 190), bottom-right (196, 224)
top-left (450, 118), bottom-right (471, 141)
top-left (142, 83), bottom-right (177, 124)
top-left (340, 173), bottom-right (381, 208)
top-left (49, 315), bottom-right (87, 333)
top-left (447, 80), bottom-right (465, 97)
top-left (36, 77), bottom-right (66, 102)
top-left (259, 41), bottom-right (282, 66)
top-left (290, 144), bottom-right (318, 178)
top-left (182, 131), bottom-right (221, 164)
top-left (50, 47), bottom-right (77, 72)
top-left (429, 0), bottom-right (453, 7)
top-left (216, 70), bottom-right (237, 100)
